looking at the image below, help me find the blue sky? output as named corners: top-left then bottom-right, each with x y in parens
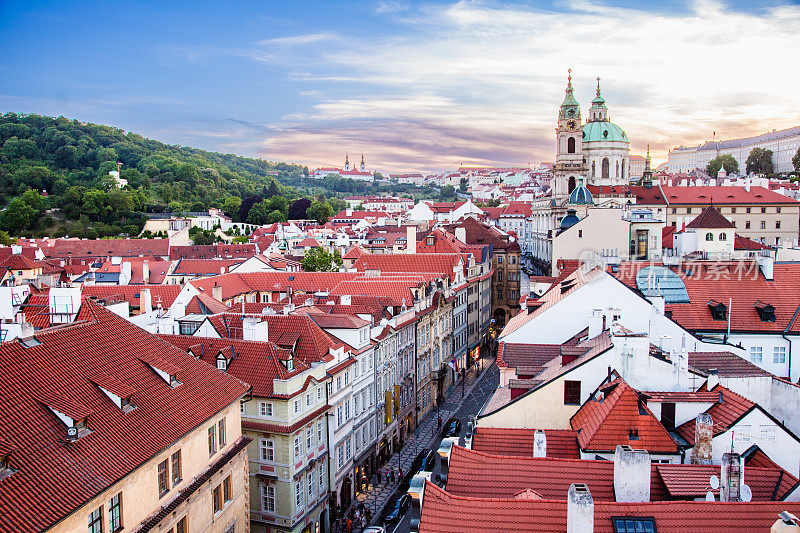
top-left (2, 0), bottom-right (799, 171)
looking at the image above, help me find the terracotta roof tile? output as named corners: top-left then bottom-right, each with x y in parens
top-left (471, 428), bottom-right (580, 459)
top-left (675, 385), bottom-right (755, 444)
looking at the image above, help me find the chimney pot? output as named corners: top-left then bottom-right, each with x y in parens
top-left (613, 445), bottom-right (651, 502)
top-left (567, 484), bottom-right (594, 533)
top-left (533, 429), bottom-right (547, 458)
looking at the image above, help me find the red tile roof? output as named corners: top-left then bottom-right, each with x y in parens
top-left (687, 351), bottom-right (773, 377)
top-left (656, 463), bottom-right (797, 501)
top-left (172, 258), bottom-right (243, 276)
top-left (685, 205), bottom-right (736, 229)
top-left (419, 481), bottom-right (800, 533)
top-left (658, 185), bottom-right (799, 205)
top-left (19, 292), bottom-right (96, 329)
top-left (159, 335), bottom-right (304, 397)
top-left (0, 254), bottom-right (43, 270)
top-left (642, 390), bottom-right (721, 403)
top-left (169, 243), bottom-right (256, 260)
top-left (470, 428), bottom-right (580, 459)
top-left (185, 293), bottom-right (229, 315)
top-left (675, 385), bottom-right (755, 444)
top-left (570, 379), bottom-right (678, 454)
top-left (190, 272), bottom-right (360, 301)
top-left (353, 253), bottom-right (462, 281)
top-left (81, 284), bottom-right (182, 310)
top-left (42, 238), bottom-right (171, 260)
top-left (498, 342), bottom-right (587, 370)
top-left (0, 302), bottom-right (248, 532)
top-left (735, 234), bottom-right (772, 250)
top-left (307, 313), bottom-right (370, 329)
top-left (343, 244), bottom-right (368, 260)
top-left (610, 261), bottom-right (800, 335)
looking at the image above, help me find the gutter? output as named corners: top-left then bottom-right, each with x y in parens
top-left (782, 302), bottom-right (800, 382)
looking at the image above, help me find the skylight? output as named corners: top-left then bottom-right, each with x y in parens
top-left (612, 518), bottom-right (656, 533)
top-left (635, 266), bottom-right (690, 303)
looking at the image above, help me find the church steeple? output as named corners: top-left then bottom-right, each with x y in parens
top-left (344, 153), bottom-right (350, 171)
top-left (589, 76), bottom-right (608, 122)
top-left (560, 69), bottom-right (580, 114)
top-left (360, 152), bottom-right (365, 172)
top-left (642, 144), bottom-right (653, 188)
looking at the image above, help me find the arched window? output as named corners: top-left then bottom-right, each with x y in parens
top-left (568, 176), bottom-right (576, 193)
top-left (622, 161), bottom-right (626, 181)
top-left (602, 158), bottom-right (609, 180)
top-left (706, 233), bottom-right (714, 241)
top-left (567, 137), bottom-right (576, 154)
top-left (591, 161), bottom-right (596, 177)
top-left (719, 232), bottom-right (727, 241)
top-left (616, 161), bottom-right (620, 178)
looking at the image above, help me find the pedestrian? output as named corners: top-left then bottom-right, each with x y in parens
top-left (346, 517), bottom-right (352, 533)
top-left (398, 466), bottom-right (403, 479)
top-left (366, 508), bottom-right (372, 525)
top-left (377, 469), bottom-right (382, 484)
top-left (390, 469), bottom-right (395, 483)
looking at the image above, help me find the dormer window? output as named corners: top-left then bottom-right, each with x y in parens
top-left (708, 300), bottom-right (727, 321)
top-left (216, 356), bottom-right (227, 371)
top-left (755, 301), bottom-right (776, 322)
top-left (426, 236), bottom-right (435, 246)
top-left (140, 356), bottom-right (182, 388)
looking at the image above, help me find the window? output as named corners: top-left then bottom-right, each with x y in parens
top-left (774, 346), bottom-right (787, 364)
top-left (564, 380), bottom-right (581, 405)
top-left (317, 420), bottom-right (324, 443)
top-left (216, 358), bottom-right (227, 371)
top-left (259, 401), bottom-right (273, 418)
top-left (309, 469), bottom-right (315, 499)
top-left (208, 426), bottom-right (217, 456)
top-left (175, 517), bottom-right (186, 533)
top-left (777, 207), bottom-right (782, 213)
top-left (345, 399), bottom-right (350, 420)
top-left (171, 450), bottom-right (182, 485)
top-left (306, 393), bottom-right (313, 407)
top-left (497, 255), bottom-right (503, 263)
top-left (223, 475), bottom-right (232, 504)
top-left (108, 493), bottom-right (122, 532)
top-left (306, 427), bottom-right (313, 449)
top-left (761, 207), bottom-right (767, 213)
top-left (776, 221), bottom-right (781, 229)
top-left (705, 232), bottom-right (713, 241)
top-left (746, 207), bottom-right (751, 213)
top-left (157, 459), bottom-right (169, 497)
top-left (218, 418), bottom-right (226, 448)
top-left (760, 425), bottom-right (776, 442)
top-left (259, 438), bottom-right (275, 462)
top-left (318, 463), bottom-right (325, 491)
top-left (337, 405), bottom-right (343, 426)
top-left (295, 479), bottom-right (303, 508)
top-left (750, 346), bottom-right (763, 364)
top-left (317, 387), bottom-right (322, 401)
top-left (293, 399), bottom-right (300, 414)
top-left (760, 220), bottom-right (766, 229)
top-left (261, 484), bottom-right (276, 512)
top-left (344, 371), bottom-right (349, 386)
top-left (345, 436), bottom-right (352, 459)
top-left (718, 232), bottom-right (726, 241)
top-left (213, 484), bottom-right (223, 514)
top-left (612, 517), bottom-right (656, 533)
top-left (745, 221), bottom-right (751, 229)
top-left (89, 507), bottom-right (103, 533)
top-left (337, 444), bottom-right (344, 468)
top-left (294, 435), bottom-right (302, 458)
top-left (578, 229), bottom-right (583, 238)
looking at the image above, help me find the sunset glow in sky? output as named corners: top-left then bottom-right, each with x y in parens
top-left (2, 0), bottom-right (800, 172)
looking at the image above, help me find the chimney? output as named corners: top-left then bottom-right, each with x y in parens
top-left (406, 226), bottom-right (417, 254)
top-left (720, 452), bottom-right (743, 502)
top-left (436, 437), bottom-right (458, 484)
top-left (340, 294), bottom-right (352, 306)
top-left (142, 260), bottom-right (150, 284)
top-left (649, 295), bottom-right (665, 315)
top-left (120, 262), bottom-right (132, 286)
top-left (140, 288), bottom-right (152, 314)
top-left (691, 413), bottom-right (713, 464)
top-left (567, 484), bottom-right (594, 533)
top-left (588, 309), bottom-right (603, 339)
top-left (707, 368), bottom-right (719, 391)
top-left (242, 316), bottom-right (268, 342)
top-left (613, 445), bottom-right (651, 502)
top-left (772, 512), bottom-right (800, 533)
top-left (455, 226), bottom-right (467, 243)
top-left (408, 473), bottom-right (429, 533)
top-left (19, 321), bottom-right (34, 339)
top-left (758, 254), bottom-right (774, 281)
top-left (212, 284), bottom-right (223, 302)
top-left (533, 429), bottom-right (547, 458)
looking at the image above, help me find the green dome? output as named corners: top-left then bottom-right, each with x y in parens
top-left (582, 121), bottom-right (628, 143)
top-left (569, 184), bottom-right (594, 205)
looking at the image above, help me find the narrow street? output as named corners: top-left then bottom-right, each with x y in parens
top-left (377, 354), bottom-right (500, 533)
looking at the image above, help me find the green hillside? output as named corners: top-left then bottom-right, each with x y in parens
top-left (0, 112), bottom-right (316, 238)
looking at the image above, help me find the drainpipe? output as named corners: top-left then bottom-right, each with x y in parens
top-left (782, 302), bottom-right (800, 382)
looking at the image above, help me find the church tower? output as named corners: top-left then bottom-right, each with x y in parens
top-left (344, 153), bottom-right (350, 171)
top-left (552, 70), bottom-right (586, 199)
top-left (360, 152), bottom-right (365, 172)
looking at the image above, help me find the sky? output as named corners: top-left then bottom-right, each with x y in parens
top-left (1, 0), bottom-right (800, 172)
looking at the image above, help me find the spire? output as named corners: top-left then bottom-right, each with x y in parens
top-left (560, 68), bottom-right (579, 109)
top-left (360, 152), bottom-right (365, 172)
top-left (596, 76), bottom-right (601, 96)
top-left (643, 144), bottom-right (653, 188)
top-left (344, 153), bottom-right (350, 171)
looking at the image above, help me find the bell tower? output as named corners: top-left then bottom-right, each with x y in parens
top-left (552, 69), bottom-right (586, 199)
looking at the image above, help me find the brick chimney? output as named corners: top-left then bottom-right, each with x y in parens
top-left (691, 413), bottom-right (713, 465)
top-left (721, 452), bottom-right (744, 502)
top-left (613, 445), bottom-right (651, 502)
top-left (142, 260), bottom-right (149, 284)
top-left (212, 283), bottom-right (222, 302)
top-left (567, 483), bottom-right (594, 533)
top-left (533, 429), bottom-right (547, 458)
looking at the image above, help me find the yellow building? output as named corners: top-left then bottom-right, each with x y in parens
top-left (0, 301), bottom-right (251, 533)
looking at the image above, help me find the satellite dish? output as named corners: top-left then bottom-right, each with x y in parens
top-left (705, 491), bottom-right (715, 502)
top-left (709, 475), bottom-right (720, 490)
top-left (741, 484), bottom-right (753, 502)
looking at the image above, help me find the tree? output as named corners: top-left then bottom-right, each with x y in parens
top-left (288, 198), bottom-right (312, 220)
top-left (440, 185), bottom-right (457, 199)
top-left (303, 166), bottom-right (309, 177)
top-left (792, 146), bottom-right (800, 172)
top-left (306, 201), bottom-right (333, 224)
top-left (301, 246), bottom-right (342, 272)
top-left (746, 147), bottom-right (774, 175)
top-left (223, 196), bottom-right (242, 218)
top-left (459, 177), bottom-right (468, 193)
top-left (706, 154), bottom-right (739, 177)
top-left (0, 198), bottom-right (35, 233)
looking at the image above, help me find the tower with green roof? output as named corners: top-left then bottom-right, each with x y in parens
top-left (553, 69), bottom-right (587, 199)
top-left (581, 77), bottom-right (631, 187)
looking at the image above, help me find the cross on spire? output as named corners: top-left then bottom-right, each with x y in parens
top-left (596, 76), bottom-right (601, 95)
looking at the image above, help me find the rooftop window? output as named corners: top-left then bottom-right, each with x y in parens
top-left (708, 300), bottom-right (727, 321)
top-left (754, 301), bottom-right (776, 322)
top-left (612, 517), bottom-right (656, 533)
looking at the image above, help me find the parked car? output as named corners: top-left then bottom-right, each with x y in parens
top-left (420, 449), bottom-right (438, 472)
top-left (382, 493), bottom-right (411, 523)
top-left (363, 528), bottom-right (386, 533)
top-left (399, 449), bottom-right (435, 492)
top-left (443, 417), bottom-right (462, 437)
